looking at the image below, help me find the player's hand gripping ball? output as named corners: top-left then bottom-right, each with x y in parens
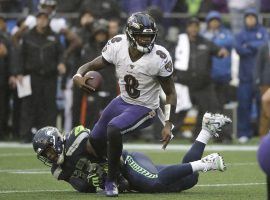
top-left (257, 133), bottom-right (270, 176)
top-left (84, 71), bottom-right (103, 91)
top-left (73, 71), bottom-right (103, 93)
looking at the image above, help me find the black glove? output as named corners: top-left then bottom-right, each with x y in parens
top-left (87, 163), bottom-right (106, 189)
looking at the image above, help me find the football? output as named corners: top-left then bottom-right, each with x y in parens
top-left (84, 71), bottom-right (103, 91)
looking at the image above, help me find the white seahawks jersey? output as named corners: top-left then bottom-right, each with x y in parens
top-left (102, 34), bottom-right (173, 110)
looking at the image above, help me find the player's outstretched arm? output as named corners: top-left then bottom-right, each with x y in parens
top-left (73, 56), bottom-right (110, 92)
top-left (157, 75), bottom-right (177, 149)
top-left (76, 55), bottom-right (110, 76)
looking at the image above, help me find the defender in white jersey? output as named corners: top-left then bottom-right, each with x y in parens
top-left (73, 12), bottom-right (177, 197)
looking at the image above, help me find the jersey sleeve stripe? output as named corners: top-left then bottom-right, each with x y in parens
top-left (66, 132), bottom-right (89, 156)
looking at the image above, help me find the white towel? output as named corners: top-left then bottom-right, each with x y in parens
top-left (175, 34), bottom-right (190, 71)
top-left (174, 34), bottom-right (192, 112)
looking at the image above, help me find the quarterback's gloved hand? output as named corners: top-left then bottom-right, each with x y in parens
top-left (73, 74), bottom-right (95, 93)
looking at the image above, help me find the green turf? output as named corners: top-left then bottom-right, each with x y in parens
top-left (0, 147), bottom-right (266, 200)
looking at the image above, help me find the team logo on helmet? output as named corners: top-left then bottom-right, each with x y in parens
top-left (131, 22), bottom-right (140, 29)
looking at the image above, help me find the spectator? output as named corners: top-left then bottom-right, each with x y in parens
top-left (16, 10), bottom-right (65, 143)
top-left (9, 18), bottom-right (25, 140)
top-left (62, 9), bottom-right (96, 133)
top-left (75, 9), bottom-right (96, 48)
top-left (227, 0), bottom-right (259, 34)
top-left (108, 18), bottom-right (122, 39)
top-left (201, 11), bottom-right (234, 142)
top-left (0, 16), bottom-right (11, 140)
top-left (174, 17), bottom-right (228, 140)
top-left (12, 0), bottom-right (82, 60)
top-left (254, 43), bottom-right (270, 138)
top-left (235, 8), bottom-right (268, 143)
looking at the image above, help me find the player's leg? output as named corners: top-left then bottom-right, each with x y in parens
top-left (121, 151), bottom-right (161, 193)
top-left (155, 113), bottom-right (231, 191)
top-left (182, 112), bottom-right (231, 164)
top-left (89, 96), bottom-right (127, 157)
top-left (105, 102), bottom-right (156, 196)
top-left (157, 153), bottom-right (227, 189)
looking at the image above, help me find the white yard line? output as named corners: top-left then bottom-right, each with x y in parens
top-left (227, 162), bottom-right (257, 166)
top-left (123, 144), bottom-right (258, 151)
top-left (197, 182), bottom-right (266, 187)
top-left (10, 171), bottom-right (50, 174)
top-left (0, 182), bottom-right (266, 194)
top-left (0, 142), bottom-right (258, 151)
top-left (0, 168), bottom-right (47, 173)
top-left (0, 189), bottom-right (72, 194)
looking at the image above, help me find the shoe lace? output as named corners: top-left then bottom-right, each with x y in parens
top-left (202, 155), bottom-right (217, 172)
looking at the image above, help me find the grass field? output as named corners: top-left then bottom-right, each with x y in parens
top-left (0, 143), bottom-right (267, 200)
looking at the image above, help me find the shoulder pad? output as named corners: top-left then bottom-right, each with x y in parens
top-left (72, 125), bottom-right (90, 137)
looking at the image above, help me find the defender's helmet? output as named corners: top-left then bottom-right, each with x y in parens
top-left (32, 126), bottom-right (64, 166)
top-left (126, 12), bottom-right (157, 53)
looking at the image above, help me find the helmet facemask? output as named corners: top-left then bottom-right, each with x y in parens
top-left (126, 29), bottom-right (157, 53)
top-left (37, 146), bottom-right (58, 167)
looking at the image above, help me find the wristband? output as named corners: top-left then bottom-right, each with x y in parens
top-left (164, 104), bottom-right (176, 122)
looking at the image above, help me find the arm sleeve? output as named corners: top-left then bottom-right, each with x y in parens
top-left (209, 40), bottom-right (221, 56)
top-left (223, 31), bottom-right (234, 51)
top-left (254, 46), bottom-right (264, 85)
top-left (9, 40), bottom-right (24, 75)
top-left (56, 35), bottom-right (65, 64)
top-left (235, 33), bottom-right (254, 56)
top-left (248, 28), bottom-right (269, 52)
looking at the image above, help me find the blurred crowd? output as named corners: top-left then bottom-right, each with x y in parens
top-left (0, 0), bottom-right (270, 144)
